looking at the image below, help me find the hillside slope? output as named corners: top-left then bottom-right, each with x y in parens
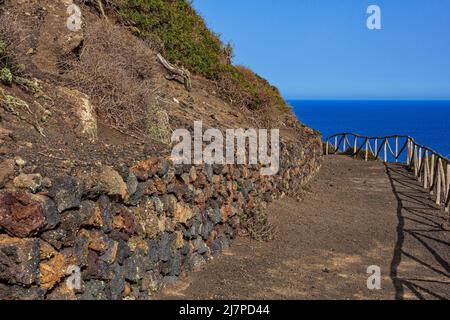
top-left (0, 0), bottom-right (322, 300)
top-left (0, 0), bottom-right (318, 177)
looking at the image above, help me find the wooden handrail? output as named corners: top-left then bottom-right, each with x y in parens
top-left (324, 133), bottom-right (450, 217)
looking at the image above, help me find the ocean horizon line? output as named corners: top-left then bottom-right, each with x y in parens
top-left (286, 99), bottom-right (450, 102)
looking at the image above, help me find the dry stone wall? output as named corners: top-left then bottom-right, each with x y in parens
top-left (0, 138), bottom-right (322, 300)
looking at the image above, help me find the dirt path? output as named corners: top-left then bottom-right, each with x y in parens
top-left (157, 156), bottom-right (450, 300)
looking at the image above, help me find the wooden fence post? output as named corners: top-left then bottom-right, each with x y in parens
top-left (424, 150), bottom-right (429, 188)
top-left (430, 154), bottom-right (435, 190)
top-left (384, 139), bottom-right (387, 162)
top-left (445, 163), bottom-right (450, 214)
top-left (365, 139), bottom-right (369, 161)
top-left (375, 139), bottom-right (378, 160)
top-left (436, 158), bottom-right (442, 205)
top-left (395, 136), bottom-right (399, 163)
top-left (407, 138), bottom-right (411, 166)
top-left (343, 134), bottom-right (347, 153)
top-left (354, 136), bottom-right (358, 159)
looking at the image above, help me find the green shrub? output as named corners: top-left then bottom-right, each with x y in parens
top-left (115, 0), bottom-right (224, 79)
top-left (0, 67), bottom-right (12, 85)
top-left (114, 0), bottom-right (286, 111)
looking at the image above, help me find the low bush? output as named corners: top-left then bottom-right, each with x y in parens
top-left (112, 0), bottom-right (286, 112)
top-left (64, 20), bottom-right (170, 142)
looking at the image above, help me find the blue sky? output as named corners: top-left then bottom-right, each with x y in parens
top-left (192, 0), bottom-right (450, 100)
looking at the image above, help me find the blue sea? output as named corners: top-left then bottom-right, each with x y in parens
top-left (289, 100), bottom-right (450, 158)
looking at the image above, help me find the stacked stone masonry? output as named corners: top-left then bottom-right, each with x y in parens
top-left (0, 139), bottom-right (322, 300)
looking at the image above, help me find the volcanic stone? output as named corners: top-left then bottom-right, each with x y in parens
top-left (13, 173), bottom-right (43, 193)
top-left (0, 235), bottom-right (40, 285)
top-left (49, 176), bottom-right (83, 212)
top-left (0, 191), bottom-right (59, 237)
top-left (0, 283), bottom-right (45, 300)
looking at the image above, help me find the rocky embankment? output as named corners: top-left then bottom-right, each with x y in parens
top-left (0, 140), bottom-right (322, 300)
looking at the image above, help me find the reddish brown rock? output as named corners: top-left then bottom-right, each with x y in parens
top-left (79, 229), bottom-right (110, 253)
top-left (0, 192), bottom-right (46, 237)
top-left (112, 206), bottom-right (136, 235)
top-left (131, 157), bottom-right (159, 181)
top-left (154, 179), bottom-right (167, 194)
top-left (0, 235), bottom-right (40, 286)
top-left (220, 205), bottom-right (233, 223)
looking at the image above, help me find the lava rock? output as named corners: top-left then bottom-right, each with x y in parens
top-left (157, 232), bottom-right (172, 262)
top-left (116, 240), bottom-right (132, 265)
top-left (130, 157), bottom-right (159, 181)
top-left (13, 173), bottom-right (43, 193)
top-left (192, 237), bottom-right (208, 255)
top-left (97, 195), bottom-right (113, 233)
top-left (49, 176), bottom-right (83, 212)
top-left (80, 200), bottom-right (104, 228)
top-left (0, 283), bottom-right (45, 300)
top-left (79, 280), bottom-right (108, 300)
top-left (79, 166), bottom-right (128, 201)
top-left (0, 235), bottom-right (40, 286)
top-left (39, 252), bottom-right (67, 290)
top-left (122, 254), bottom-right (145, 283)
top-left (141, 270), bottom-right (163, 293)
top-left (0, 191), bottom-right (59, 237)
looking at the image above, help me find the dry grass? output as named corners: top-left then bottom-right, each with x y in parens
top-left (0, 12), bottom-right (32, 76)
top-left (62, 20), bottom-right (170, 142)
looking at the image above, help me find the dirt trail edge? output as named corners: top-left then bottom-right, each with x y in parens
top-left (155, 155), bottom-right (450, 300)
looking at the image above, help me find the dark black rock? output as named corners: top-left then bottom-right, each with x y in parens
top-left (59, 210), bottom-right (82, 246)
top-left (168, 250), bottom-right (182, 276)
top-left (211, 238), bottom-right (222, 256)
top-left (157, 232), bottom-right (172, 262)
top-left (0, 283), bottom-right (45, 300)
top-left (122, 254), bottom-right (145, 283)
top-left (157, 159), bottom-right (170, 177)
top-left (49, 176), bottom-right (83, 212)
top-left (97, 195), bottom-right (113, 233)
top-left (212, 164), bottom-right (223, 175)
top-left (146, 239), bottom-right (159, 264)
top-left (204, 164), bottom-right (213, 182)
top-left (108, 264), bottom-right (125, 300)
top-left (0, 238), bottom-right (40, 286)
top-left (201, 219), bottom-right (214, 240)
top-left (116, 240), bottom-right (131, 265)
top-left (125, 182), bottom-right (145, 206)
top-left (40, 229), bottom-right (66, 250)
top-left (126, 172), bottom-right (138, 197)
top-left (79, 280), bottom-right (108, 300)
top-left (71, 236), bottom-right (89, 267)
top-left (39, 196), bottom-right (61, 232)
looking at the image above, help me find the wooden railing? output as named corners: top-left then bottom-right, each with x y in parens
top-left (324, 133), bottom-right (450, 214)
